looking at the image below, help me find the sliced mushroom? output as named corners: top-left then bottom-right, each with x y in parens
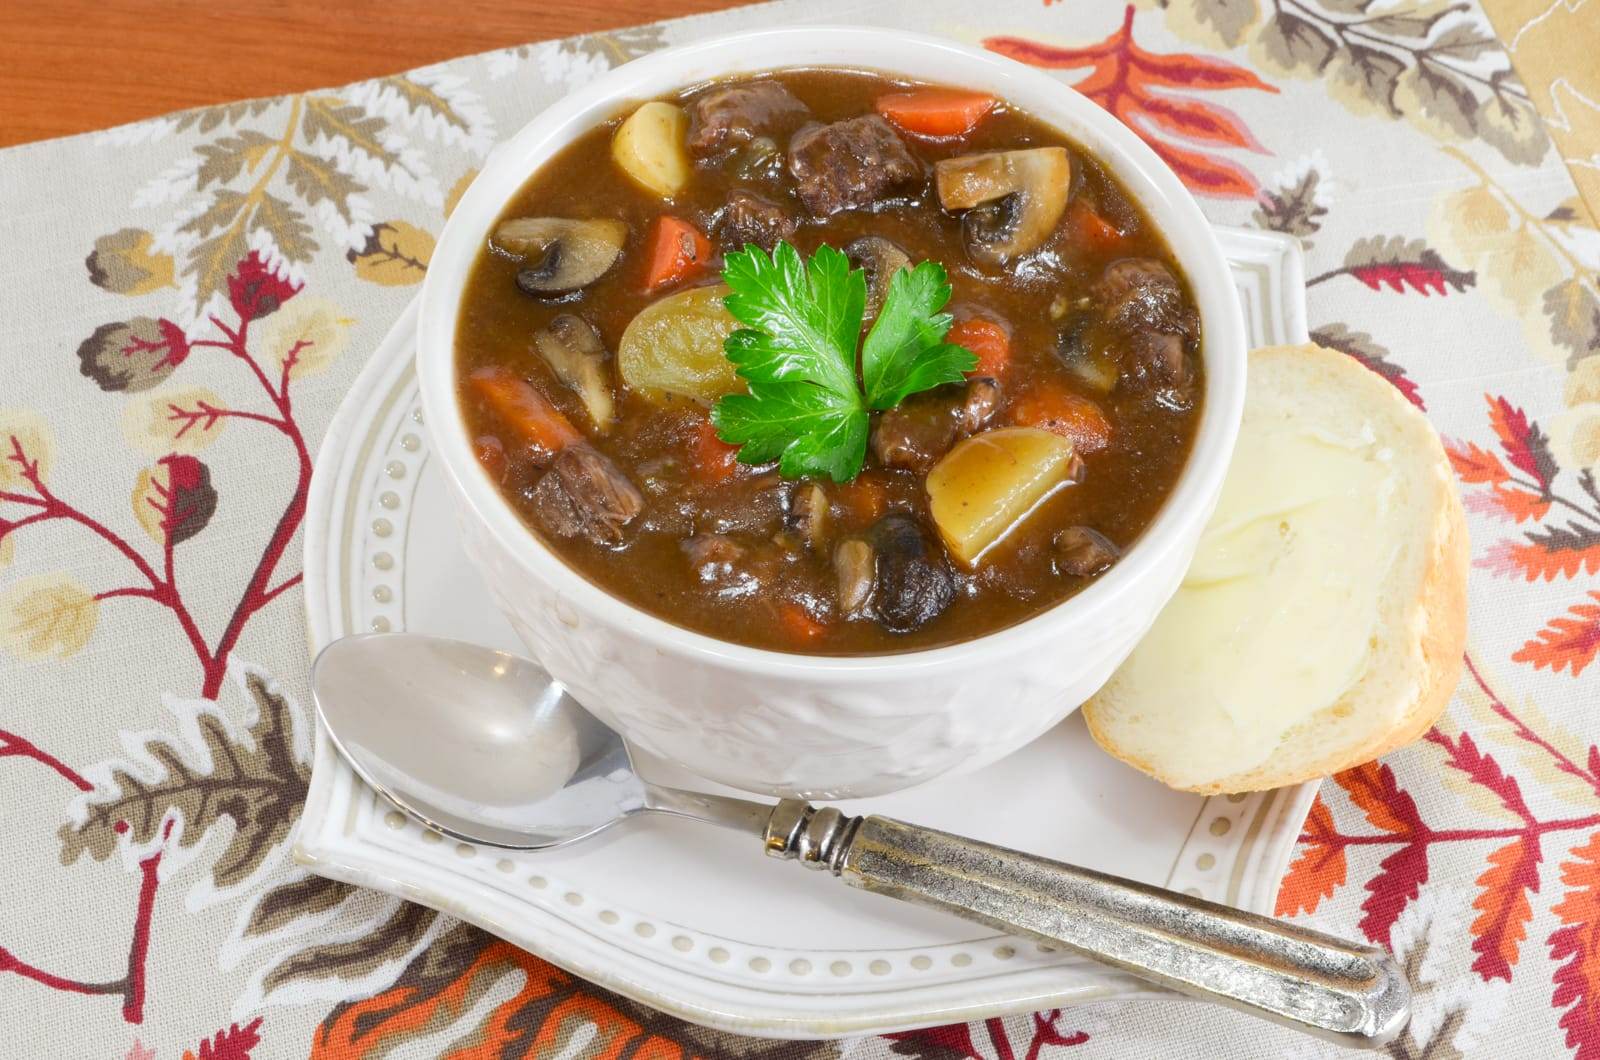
top-left (529, 444), bottom-right (644, 548)
top-left (869, 514), bottom-right (956, 633)
top-left (833, 538), bottom-right (876, 615)
top-left (1053, 526), bottom-right (1120, 577)
top-left (1055, 311), bottom-right (1118, 393)
top-left (788, 481), bottom-right (830, 550)
top-left (934, 148), bottom-right (1071, 265)
top-left (845, 236), bottom-right (911, 321)
top-left (493, 218), bottom-right (627, 296)
top-left (533, 315), bottom-right (616, 431)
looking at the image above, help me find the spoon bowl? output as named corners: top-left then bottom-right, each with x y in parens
top-left (312, 633), bottom-right (645, 848)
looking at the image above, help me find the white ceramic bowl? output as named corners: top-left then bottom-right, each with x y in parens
top-left (416, 26), bottom-right (1246, 799)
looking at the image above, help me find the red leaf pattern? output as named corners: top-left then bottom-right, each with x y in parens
top-left (1489, 395), bottom-right (1558, 492)
top-left (1428, 729), bottom-right (1535, 824)
top-left (1331, 763), bottom-right (1429, 945)
top-left (191, 1018), bottom-right (263, 1060)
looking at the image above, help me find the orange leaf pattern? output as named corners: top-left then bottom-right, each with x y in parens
top-left (1489, 485), bottom-right (1555, 524)
top-left (1335, 761), bottom-right (1424, 837)
top-left (1551, 833), bottom-right (1600, 1057)
top-left (1471, 837), bottom-right (1542, 981)
top-left (1276, 796), bottom-right (1347, 917)
top-left (1515, 593), bottom-right (1600, 678)
top-left (1449, 439), bottom-right (1512, 485)
top-left (984, 5), bottom-right (1277, 199)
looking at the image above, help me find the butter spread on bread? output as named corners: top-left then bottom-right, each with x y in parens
top-left (1083, 343), bottom-right (1468, 794)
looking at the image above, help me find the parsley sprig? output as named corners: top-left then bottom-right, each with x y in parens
top-left (710, 241), bottom-right (976, 482)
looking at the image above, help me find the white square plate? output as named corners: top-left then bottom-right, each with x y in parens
top-left (296, 226), bottom-right (1315, 1038)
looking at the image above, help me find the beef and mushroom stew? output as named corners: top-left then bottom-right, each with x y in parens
top-left (455, 69), bottom-right (1203, 654)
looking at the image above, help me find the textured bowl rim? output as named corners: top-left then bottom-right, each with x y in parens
top-left (415, 24), bottom-right (1247, 679)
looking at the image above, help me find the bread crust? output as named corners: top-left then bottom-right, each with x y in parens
top-left (1082, 343), bottom-right (1470, 794)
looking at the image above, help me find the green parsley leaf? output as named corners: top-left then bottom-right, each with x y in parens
top-left (713, 385), bottom-right (869, 482)
top-left (720, 242), bottom-right (864, 397)
top-left (861, 260), bottom-right (976, 410)
top-left (711, 241), bottom-right (977, 482)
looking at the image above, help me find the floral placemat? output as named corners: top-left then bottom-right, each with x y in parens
top-left (1, 0), bottom-right (1597, 1056)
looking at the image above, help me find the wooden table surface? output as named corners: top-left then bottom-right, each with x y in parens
top-left (0, 0), bottom-right (748, 148)
top-left (4, 0), bottom-right (1595, 224)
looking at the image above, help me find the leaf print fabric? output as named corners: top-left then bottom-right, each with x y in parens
top-left (987, 5), bottom-right (1279, 198)
top-left (2, 0), bottom-right (1599, 1056)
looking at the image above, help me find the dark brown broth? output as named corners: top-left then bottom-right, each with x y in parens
top-left (455, 69), bottom-right (1202, 654)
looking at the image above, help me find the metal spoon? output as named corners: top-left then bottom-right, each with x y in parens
top-left (311, 632), bottom-right (1409, 1048)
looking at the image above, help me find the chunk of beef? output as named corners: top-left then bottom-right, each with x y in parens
top-left (1126, 329), bottom-right (1189, 390)
top-left (868, 515), bottom-right (955, 633)
top-left (787, 116), bottom-right (923, 217)
top-left (686, 81), bottom-right (809, 162)
top-left (1093, 258), bottom-right (1199, 340)
top-left (717, 190), bottom-right (798, 252)
top-left (530, 445), bottom-right (644, 548)
top-left (1093, 258), bottom-right (1198, 392)
top-left (870, 396), bottom-right (960, 472)
top-left (871, 381), bottom-right (1000, 471)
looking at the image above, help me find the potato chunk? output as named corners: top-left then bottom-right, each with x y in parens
top-left (618, 284), bottom-right (743, 403)
top-left (612, 101), bottom-right (691, 199)
top-left (926, 427), bottom-right (1078, 566)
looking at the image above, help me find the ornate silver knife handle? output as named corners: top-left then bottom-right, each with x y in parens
top-left (763, 800), bottom-right (1409, 1049)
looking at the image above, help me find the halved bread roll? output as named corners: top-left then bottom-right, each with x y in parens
top-left (1083, 343), bottom-right (1468, 794)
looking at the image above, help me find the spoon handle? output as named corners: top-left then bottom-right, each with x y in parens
top-left (763, 800), bottom-right (1408, 1049)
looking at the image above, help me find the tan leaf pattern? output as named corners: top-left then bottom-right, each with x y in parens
top-left (347, 221), bottom-right (432, 285)
top-left (242, 873), bottom-right (354, 939)
top-left (121, 385), bottom-right (229, 456)
top-left (263, 901), bottom-right (436, 995)
top-left (0, 573), bottom-right (99, 660)
top-left (86, 229), bottom-right (176, 296)
top-left (381, 76), bottom-right (469, 133)
top-left (0, 408), bottom-right (54, 489)
top-left (256, 295), bottom-right (351, 379)
top-left (59, 668), bottom-right (309, 890)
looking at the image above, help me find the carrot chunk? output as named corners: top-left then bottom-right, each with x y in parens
top-left (1066, 201), bottom-right (1125, 252)
top-left (689, 417), bottom-right (741, 485)
top-left (1009, 383), bottom-right (1113, 453)
top-left (948, 318), bottom-right (1012, 379)
top-left (875, 90), bottom-right (998, 138)
top-left (777, 601), bottom-right (830, 644)
top-left (644, 215), bottom-right (713, 292)
top-left (835, 473), bottom-right (888, 526)
top-left (468, 366), bottom-right (582, 462)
